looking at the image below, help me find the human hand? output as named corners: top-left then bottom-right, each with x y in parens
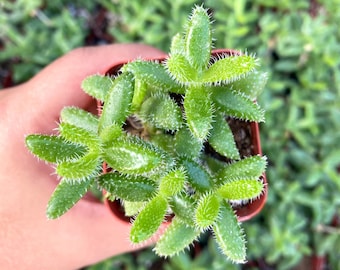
top-left (0, 44), bottom-right (166, 270)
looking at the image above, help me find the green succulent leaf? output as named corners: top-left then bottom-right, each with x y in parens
top-left (201, 55), bottom-right (258, 84)
top-left (159, 168), bottom-right (186, 197)
top-left (195, 192), bottom-right (220, 229)
top-left (131, 79), bottom-right (147, 110)
top-left (166, 53), bottom-right (197, 84)
top-left (130, 195), bottom-right (168, 243)
top-left (184, 85), bottom-right (213, 141)
top-left (99, 72), bottom-right (134, 131)
top-left (149, 132), bottom-right (175, 153)
top-left (56, 151), bottom-right (101, 181)
top-left (170, 194), bottom-right (196, 225)
top-left (56, 123), bottom-right (101, 181)
top-left (47, 177), bottom-right (93, 219)
top-left (103, 136), bottom-right (172, 175)
top-left (139, 94), bottom-right (183, 131)
top-left (58, 122), bottom-right (99, 150)
top-left (174, 127), bottom-right (203, 159)
top-left (202, 155), bottom-right (227, 175)
top-left (209, 113), bottom-right (240, 160)
top-left (218, 179), bottom-right (264, 201)
top-left (154, 217), bottom-right (200, 257)
top-left (81, 74), bottom-right (113, 101)
top-left (98, 172), bottom-right (157, 201)
top-left (212, 202), bottom-right (246, 263)
top-left (216, 155), bottom-right (267, 185)
top-left (61, 107), bottom-right (98, 134)
top-left (185, 5), bottom-right (211, 71)
top-left (180, 158), bottom-right (212, 192)
top-left (123, 201), bottom-right (146, 216)
top-left (99, 124), bottom-right (123, 144)
top-left (123, 60), bottom-right (184, 94)
top-left (25, 135), bottom-right (86, 163)
top-left (212, 88), bottom-right (265, 122)
top-left (229, 70), bottom-right (268, 100)
top-left (170, 33), bottom-right (185, 55)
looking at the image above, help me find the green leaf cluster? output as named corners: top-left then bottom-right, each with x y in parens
top-left (25, 5), bottom-right (267, 263)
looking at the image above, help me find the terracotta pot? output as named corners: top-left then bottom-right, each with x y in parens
top-left (236, 121), bottom-right (267, 222)
top-left (101, 49), bottom-right (267, 223)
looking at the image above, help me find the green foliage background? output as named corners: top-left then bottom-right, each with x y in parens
top-left (1, 0), bottom-right (339, 269)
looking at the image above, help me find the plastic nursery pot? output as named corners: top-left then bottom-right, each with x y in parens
top-left (234, 119), bottom-right (267, 222)
top-left (101, 49), bottom-right (267, 223)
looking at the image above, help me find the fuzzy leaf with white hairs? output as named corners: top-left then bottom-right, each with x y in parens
top-left (122, 60), bottom-right (184, 94)
top-left (139, 94), bottom-right (183, 131)
top-left (185, 5), bottom-right (211, 71)
top-left (123, 201), bottom-right (146, 217)
top-left (25, 135), bottom-right (86, 164)
top-left (99, 72), bottom-right (134, 131)
top-left (130, 195), bottom-right (168, 243)
top-left (56, 151), bottom-right (101, 181)
top-left (165, 53), bottom-right (197, 84)
top-left (212, 202), bottom-right (246, 263)
top-left (98, 173), bottom-right (157, 202)
top-left (81, 74), bottom-right (113, 101)
top-left (61, 107), bottom-right (98, 134)
top-left (184, 85), bottom-right (213, 141)
top-left (170, 195), bottom-right (196, 225)
top-left (56, 123), bottom-right (101, 181)
top-left (58, 122), bottom-right (99, 149)
top-left (195, 192), bottom-right (220, 230)
top-left (103, 136), bottom-right (172, 175)
top-left (218, 179), bottom-right (264, 201)
top-left (169, 33), bottom-right (185, 55)
top-left (158, 168), bottom-right (186, 197)
top-left (229, 70), bottom-right (268, 100)
top-left (154, 218), bottom-right (200, 257)
top-left (98, 123), bottom-right (123, 144)
top-left (201, 55), bottom-right (258, 84)
top-left (216, 155), bottom-right (267, 186)
top-left (212, 88), bottom-right (265, 122)
top-left (148, 132), bottom-right (175, 153)
top-left (174, 127), bottom-right (203, 159)
top-left (209, 113), bottom-right (240, 160)
top-left (47, 177), bottom-right (93, 219)
top-left (131, 79), bottom-right (147, 110)
top-left (180, 158), bottom-right (213, 192)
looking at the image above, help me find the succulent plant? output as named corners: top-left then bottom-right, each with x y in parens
top-left (25, 5), bottom-right (267, 263)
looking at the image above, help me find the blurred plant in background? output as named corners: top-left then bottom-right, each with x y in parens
top-left (1, 0), bottom-right (339, 269)
top-left (0, 0), bottom-right (97, 86)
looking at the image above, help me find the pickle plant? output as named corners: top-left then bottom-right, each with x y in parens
top-left (25, 6), bottom-right (267, 263)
